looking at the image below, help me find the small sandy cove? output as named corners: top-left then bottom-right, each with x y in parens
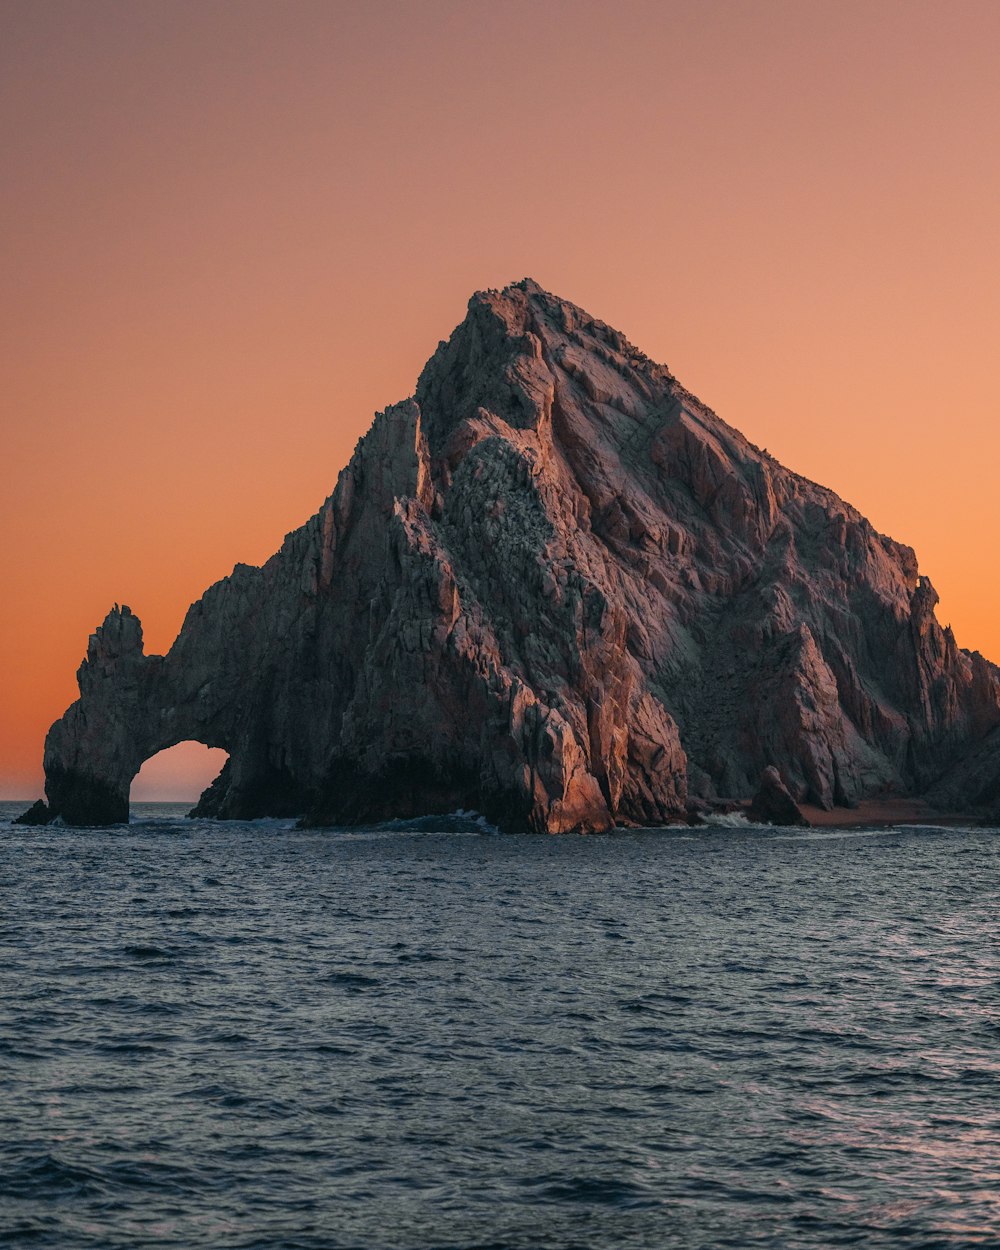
top-left (798, 798), bottom-right (975, 828)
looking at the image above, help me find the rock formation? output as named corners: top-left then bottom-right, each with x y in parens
top-left (13, 800), bottom-right (50, 826)
top-left (22, 279), bottom-right (1000, 830)
top-left (748, 767), bottom-right (809, 827)
top-left (924, 724), bottom-right (1000, 823)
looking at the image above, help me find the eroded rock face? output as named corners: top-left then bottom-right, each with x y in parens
top-left (25, 280), bottom-right (1000, 829)
top-left (924, 724), bottom-right (1000, 822)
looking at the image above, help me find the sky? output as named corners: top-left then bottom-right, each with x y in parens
top-left (2, 0), bottom-right (998, 800)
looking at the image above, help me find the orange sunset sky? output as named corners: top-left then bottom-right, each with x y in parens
top-left (2, 0), bottom-right (998, 801)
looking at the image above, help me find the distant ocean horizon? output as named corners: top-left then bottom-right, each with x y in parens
top-left (3, 801), bottom-right (1000, 1248)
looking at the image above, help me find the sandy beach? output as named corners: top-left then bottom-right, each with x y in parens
top-left (797, 798), bottom-right (977, 828)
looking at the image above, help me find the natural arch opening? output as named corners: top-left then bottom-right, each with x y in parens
top-left (130, 742), bottom-right (230, 812)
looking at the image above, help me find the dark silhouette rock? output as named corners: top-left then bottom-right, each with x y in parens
top-left (748, 767), bottom-right (809, 826)
top-left (13, 800), bottom-right (50, 826)
top-left (22, 279), bottom-right (1000, 831)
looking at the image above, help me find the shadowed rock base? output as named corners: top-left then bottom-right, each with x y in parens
top-left (748, 767), bottom-right (809, 827)
top-left (188, 760), bottom-right (303, 820)
top-left (13, 800), bottom-right (50, 826)
top-left (20, 280), bottom-right (1000, 832)
top-left (44, 768), bottom-right (129, 827)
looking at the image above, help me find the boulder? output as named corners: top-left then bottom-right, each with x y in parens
top-left (13, 800), bottom-right (50, 826)
top-left (748, 767), bottom-right (810, 827)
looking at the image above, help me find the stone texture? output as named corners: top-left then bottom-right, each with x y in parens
top-left (22, 279), bottom-right (1000, 831)
top-left (748, 766), bottom-right (809, 826)
top-left (924, 724), bottom-right (1000, 823)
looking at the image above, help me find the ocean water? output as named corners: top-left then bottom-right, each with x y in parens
top-left (2, 801), bottom-right (999, 1249)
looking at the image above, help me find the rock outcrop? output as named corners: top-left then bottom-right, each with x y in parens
top-left (22, 279), bottom-right (1000, 830)
top-left (13, 800), bottom-right (50, 826)
top-left (924, 724), bottom-right (1000, 823)
top-left (748, 767), bottom-right (809, 827)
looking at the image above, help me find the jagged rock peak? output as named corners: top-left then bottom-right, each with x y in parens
top-left (22, 280), bottom-right (1000, 831)
top-left (415, 278), bottom-right (674, 450)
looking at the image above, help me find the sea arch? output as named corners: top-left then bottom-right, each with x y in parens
top-left (40, 602), bottom-right (309, 825)
top-left (130, 741), bottom-right (231, 812)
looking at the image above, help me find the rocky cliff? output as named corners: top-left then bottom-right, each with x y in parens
top-left (25, 280), bottom-right (1000, 830)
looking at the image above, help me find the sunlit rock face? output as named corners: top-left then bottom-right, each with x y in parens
top-left (30, 280), bottom-right (1000, 829)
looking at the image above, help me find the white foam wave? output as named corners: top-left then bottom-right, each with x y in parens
top-left (697, 811), bottom-right (755, 828)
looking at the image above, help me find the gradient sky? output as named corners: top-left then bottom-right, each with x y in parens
top-left (2, 0), bottom-right (998, 799)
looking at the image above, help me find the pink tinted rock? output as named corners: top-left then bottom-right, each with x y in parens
top-left (27, 280), bottom-right (1000, 831)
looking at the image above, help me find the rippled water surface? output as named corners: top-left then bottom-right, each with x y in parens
top-left (2, 801), bottom-right (1000, 1248)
